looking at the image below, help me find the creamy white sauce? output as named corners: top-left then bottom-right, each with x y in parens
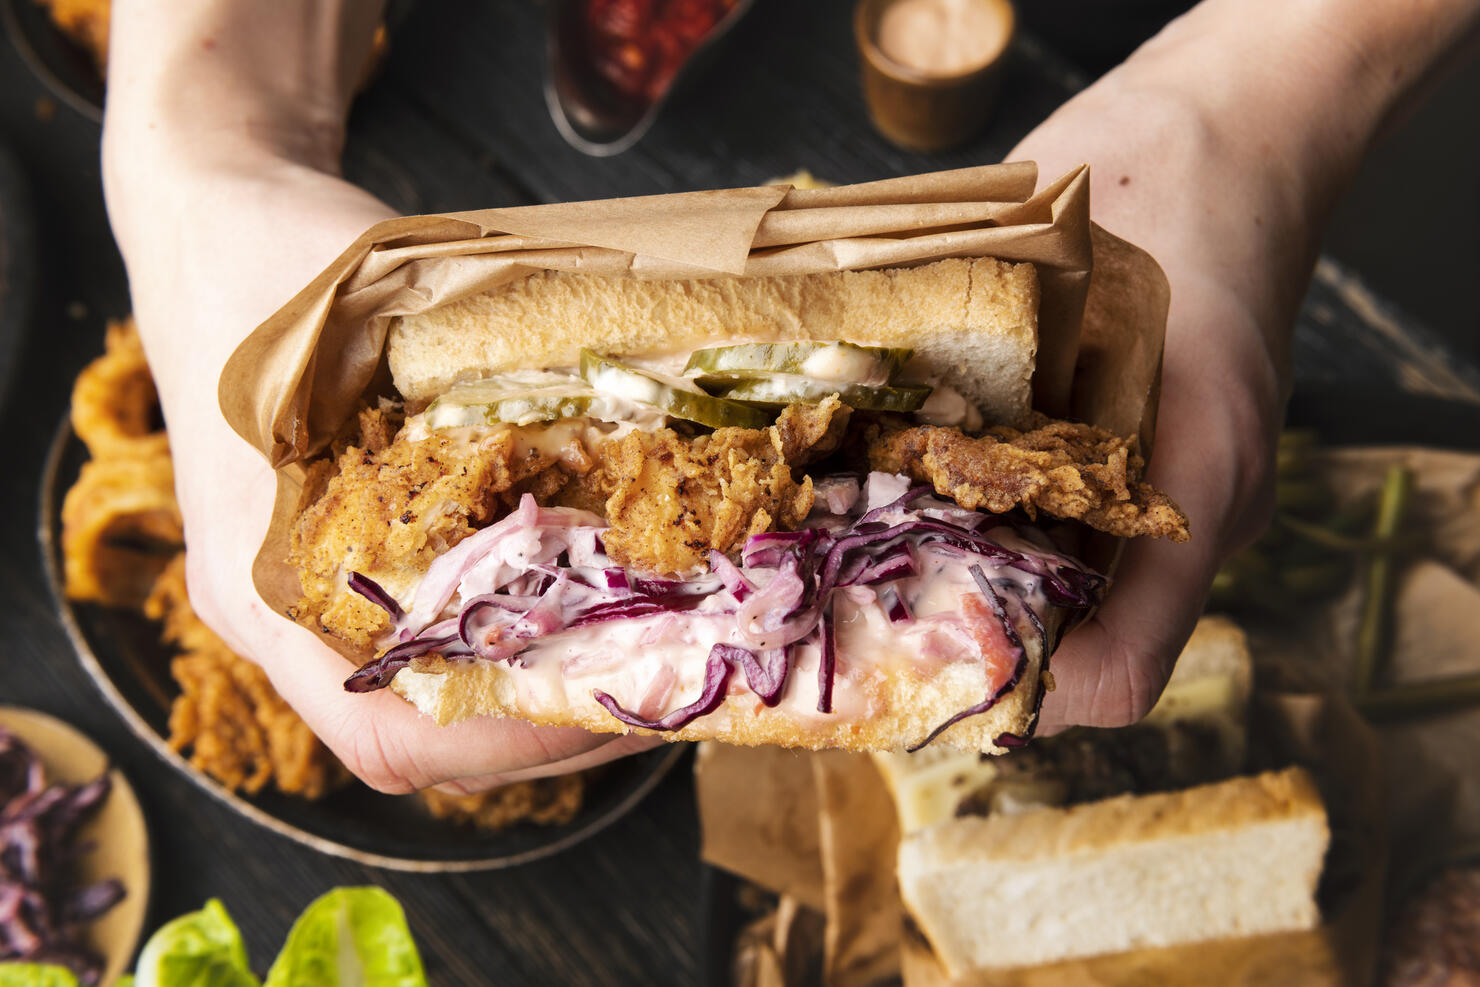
top-left (877, 0), bottom-right (1010, 78)
top-left (431, 538), bottom-right (1049, 727)
top-left (915, 382), bottom-right (984, 431)
top-left (801, 345), bottom-right (891, 385)
top-left (410, 371), bottom-right (672, 435)
top-left (398, 418), bottom-right (639, 463)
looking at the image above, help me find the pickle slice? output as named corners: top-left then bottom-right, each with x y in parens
top-left (580, 351), bottom-right (773, 429)
top-left (424, 372), bottom-right (601, 428)
top-left (715, 375), bottom-right (932, 412)
top-left (685, 342), bottom-right (913, 386)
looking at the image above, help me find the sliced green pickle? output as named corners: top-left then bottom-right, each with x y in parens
top-left (685, 342), bottom-right (913, 385)
top-left (580, 350), bottom-right (773, 429)
top-left (716, 375), bottom-right (932, 412)
top-left (425, 372), bottom-right (600, 428)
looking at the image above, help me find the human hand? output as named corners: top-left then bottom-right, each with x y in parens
top-left (1010, 0), bottom-right (1480, 731)
top-left (101, 1), bottom-right (658, 794)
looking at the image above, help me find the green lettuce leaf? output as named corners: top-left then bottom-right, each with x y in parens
top-left (132, 898), bottom-right (259, 987)
top-left (264, 887), bottom-right (426, 987)
top-left (0, 964), bottom-right (81, 987)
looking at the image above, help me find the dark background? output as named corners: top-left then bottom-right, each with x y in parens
top-left (0, 0), bottom-right (1475, 983)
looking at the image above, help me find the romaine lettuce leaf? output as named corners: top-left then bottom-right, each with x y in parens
top-left (132, 899), bottom-right (258, 987)
top-left (263, 888), bottom-right (425, 987)
top-left (0, 964), bottom-right (81, 987)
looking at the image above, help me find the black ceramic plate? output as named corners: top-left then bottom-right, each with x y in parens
top-left (39, 418), bottom-right (686, 872)
top-left (1, 0), bottom-right (104, 122)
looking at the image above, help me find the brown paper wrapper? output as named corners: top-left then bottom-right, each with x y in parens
top-left (813, 752), bottom-right (903, 987)
top-left (696, 743), bottom-right (828, 911)
top-left (217, 162), bottom-right (1169, 624)
top-left (697, 686), bottom-right (1386, 987)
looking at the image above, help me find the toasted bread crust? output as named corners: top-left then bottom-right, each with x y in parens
top-left (388, 257), bottom-right (1039, 428)
top-left (389, 610), bottom-right (1058, 755)
top-left (904, 766), bottom-right (1326, 862)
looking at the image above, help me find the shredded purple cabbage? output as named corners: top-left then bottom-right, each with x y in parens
top-left (816, 604), bottom-right (836, 714)
top-left (344, 481), bottom-right (1104, 740)
top-left (881, 586), bottom-right (912, 623)
top-left (593, 645), bottom-right (733, 730)
top-left (347, 571), bottom-right (403, 622)
top-left (906, 565), bottom-right (1031, 752)
top-left (0, 728), bottom-right (125, 986)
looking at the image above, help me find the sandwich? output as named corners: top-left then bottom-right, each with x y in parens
top-left (879, 616), bottom-right (1332, 975)
top-left (286, 256), bottom-right (1189, 754)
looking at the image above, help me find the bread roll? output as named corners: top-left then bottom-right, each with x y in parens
top-left (388, 256), bottom-right (1039, 426)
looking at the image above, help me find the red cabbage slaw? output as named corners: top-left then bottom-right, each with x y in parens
top-left (0, 728), bottom-right (125, 985)
top-left (344, 473), bottom-right (1105, 745)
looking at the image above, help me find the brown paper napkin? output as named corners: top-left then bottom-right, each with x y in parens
top-left (216, 162), bottom-right (1169, 628)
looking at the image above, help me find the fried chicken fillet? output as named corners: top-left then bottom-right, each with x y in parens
top-left (868, 414), bottom-right (1190, 542)
top-left (290, 397), bottom-right (1185, 651)
top-left (290, 399), bottom-right (855, 647)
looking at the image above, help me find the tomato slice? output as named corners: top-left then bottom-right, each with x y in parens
top-left (961, 593), bottom-right (1021, 697)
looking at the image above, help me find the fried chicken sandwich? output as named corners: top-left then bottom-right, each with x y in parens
top-left (288, 257), bottom-right (1188, 754)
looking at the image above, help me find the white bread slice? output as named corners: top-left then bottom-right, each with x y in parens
top-left (1142, 613), bottom-right (1252, 763)
top-left (389, 606), bottom-right (1059, 756)
top-left (873, 614), bottom-right (1254, 834)
top-left (898, 766), bottom-right (1330, 974)
top-left (387, 257), bottom-right (1039, 427)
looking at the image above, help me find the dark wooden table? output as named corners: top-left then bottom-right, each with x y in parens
top-left (1, 2), bottom-right (1477, 984)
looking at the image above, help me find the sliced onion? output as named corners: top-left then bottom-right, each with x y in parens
top-left (741, 529), bottom-right (821, 568)
top-left (814, 475), bottom-right (861, 515)
top-left (860, 471), bottom-right (914, 512)
top-left (734, 555), bottom-right (811, 650)
top-left (708, 550), bottom-right (754, 601)
top-left (458, 596), bottom-right (533, 661)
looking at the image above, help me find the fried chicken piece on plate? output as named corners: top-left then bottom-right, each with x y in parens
top-left (146, 554), bottom-right (348, 798)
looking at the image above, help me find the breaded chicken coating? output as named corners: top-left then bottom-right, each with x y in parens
top-left (289, 425), bottom-right (575, 648)
top-left (867, 413), bottom-right (1190, 542)
top-left (578, 397), bottom-right (850, 574)
top-left (290, 398), bottom-right (852, 643)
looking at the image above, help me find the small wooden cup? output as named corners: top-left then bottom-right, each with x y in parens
top-left (854, 0), bottom-right (1016, 153)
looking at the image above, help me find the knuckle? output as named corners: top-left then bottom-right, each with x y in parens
top-left (330, 717), bottom-right (420, 795)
